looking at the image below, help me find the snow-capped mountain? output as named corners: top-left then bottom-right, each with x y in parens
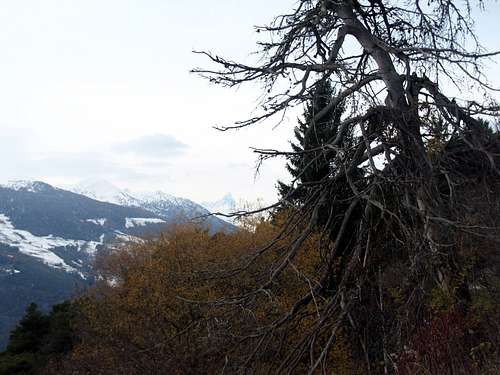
top-left (0, 180), bottom-right (52, 193)
top-left (70, 180), bottom-right (232, 233)
top-left (0, 180), bottom-right (232, 348)
top-left (202, 193), bottom-right (237, 216)
top-left (71, 179), bottom-right (140, 206)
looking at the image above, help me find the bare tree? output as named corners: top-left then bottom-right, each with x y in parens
top-left (194, 1), bottom-right (500, 373)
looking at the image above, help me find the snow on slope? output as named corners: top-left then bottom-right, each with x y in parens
top-left (133, 190), bottom-right (178, 204)
top-left (0, 214), bottom-right (103, 273)
top-left (71, 180), bottom-right (182, 207)
top-left (0, 180), bottom-right (52, 193)
top-left (71, 180), bottom-right (207, 215)
top-left (69, 179), bottom-right (234, 233)
top-left (133, 190), bottom-right (204, 211)
top-left (125, 218), bottom-right (166, 228)
top-left (113, 231), bottom-right (145, 244)
top-left (0, 266), bottom-right (20, 276)
top-left (85, 218), bottom-right (107, 226)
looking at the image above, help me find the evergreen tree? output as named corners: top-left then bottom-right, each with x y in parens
top-left (6, 303), bottom-right (49, 355)
top-left (42, 301), bottom-right (76, 355)
top-left (0, 302), bottom-right (76, 375)
top-left (278, 79), bottom-right (348, 205)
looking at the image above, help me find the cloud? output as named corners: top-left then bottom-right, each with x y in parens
top-left (114, 134), bottom-right (188, 158)
top-left (0, 148), bottom-right (154, 185)
top-left (34, 152), bottom-right (150, 179)
top-left (0, 129), bottom-right (180, 189)
top-left (0, 128), bottom-right (34, 155)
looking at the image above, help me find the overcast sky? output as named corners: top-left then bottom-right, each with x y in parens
top-left (0, 1), bottom-right (499, 203)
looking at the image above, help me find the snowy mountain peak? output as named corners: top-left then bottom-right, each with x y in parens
top-left (202, 193), bottom-right (237, 215)
top-left (134, 190), bottom-right (177, 204)
top-left (70, 180), bottom-right (197, 211)
top-left (0, 180), bottom-right (55, 193)
top-left (71, 179), bottom-right (138, 206)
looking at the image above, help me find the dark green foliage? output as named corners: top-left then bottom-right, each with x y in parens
top-left (0, 243), bottom-right (87, 350)
top-left (276, 79), bottom-right (363, 249)
top-left (278, 79), bottom-right (349, 204)
top-left (41, 302), bottom-right (76, 356)
top-left (7, 304), bottom-right (49, 355)
top-left (0, 301), bottom-right (76, 375)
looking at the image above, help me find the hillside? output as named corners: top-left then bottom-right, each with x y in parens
top-left (0, 180), bottom-right (233, 348)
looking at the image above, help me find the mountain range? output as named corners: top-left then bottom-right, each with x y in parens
top-left (0, 179), bottom-right (234, 348)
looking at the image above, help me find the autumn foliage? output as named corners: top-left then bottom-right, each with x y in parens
top-left (15, 201), bottom-right (496, 375)
top-left (39, 217), bottom-right (353, 374)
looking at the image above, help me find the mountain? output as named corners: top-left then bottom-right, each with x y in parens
top-left (70, 179), bottom-right (139, 206)
top-left (0, 180), bottom-right (232, 348)
top-left (71, 179), bottom-right (232, 233)
top-left (202, 193), bottom-right (237, 216)
top-left (0, 180), bottom-right (174, 348)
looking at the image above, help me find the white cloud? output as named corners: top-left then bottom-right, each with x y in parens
top-left (114, 134), bottom-right (188, 158)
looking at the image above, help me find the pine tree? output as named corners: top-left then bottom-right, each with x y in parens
top-left (0, 302), bottom-right (76, 374)
top-left (6, 303), bottom-right (49, 355)
top-left (278, 79), bottom-right (348, 205)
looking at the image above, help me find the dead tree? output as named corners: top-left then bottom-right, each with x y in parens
top-left (194, 0), bottom-right (500, 373)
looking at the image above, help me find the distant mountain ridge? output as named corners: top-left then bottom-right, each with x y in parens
top-left (69, 179), bottom-right (232, 233)
top-left (0, 179), bottom-right (234, 348)
top-left (70, 179), bottom-right (140, 207)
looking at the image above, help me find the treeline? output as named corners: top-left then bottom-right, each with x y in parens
top-left (0, 302), bottom-right (76, 374)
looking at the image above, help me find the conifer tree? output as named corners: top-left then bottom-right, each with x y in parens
top-left (0, 302), bottom-right (76, 375)
top-left (7, 303), bottom-right (49, 354)
top-left (278, 79), bottom-right (348, 205)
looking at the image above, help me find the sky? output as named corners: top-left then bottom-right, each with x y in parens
top-left (0, 0), bottom-right (499, 204)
